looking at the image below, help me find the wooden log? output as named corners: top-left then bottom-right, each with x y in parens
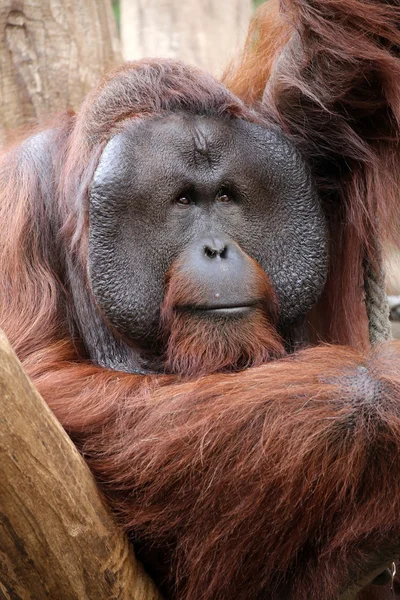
top-left (0, 329), bottom-right (162, 600)
top-left (0, 0), bottom-right (121, 144)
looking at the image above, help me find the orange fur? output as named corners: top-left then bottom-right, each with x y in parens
top-left (223, 0), bottom-right (292, 104)
top-left (224, 0), bottom-right (400, 348)
top-left (160, 256), bottom-right (285, 377)
top-left (23, 340), bottom-right (400, 599)
top-left (1, 3), bottom-right (400, 595)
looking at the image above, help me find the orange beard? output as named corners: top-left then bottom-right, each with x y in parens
top-left (160, 257), bottom-right (285, 378)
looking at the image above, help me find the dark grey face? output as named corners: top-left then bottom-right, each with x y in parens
top-left (88, 113), bottom-right (328, 347)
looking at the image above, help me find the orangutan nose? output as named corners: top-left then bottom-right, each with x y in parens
top-left (203, 239), bottom-right (228, 259)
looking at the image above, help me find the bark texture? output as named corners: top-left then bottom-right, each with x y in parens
top-left (0, 329), bottom-right (161, 600)
top-left (0, 0), bottom-right (121, 144)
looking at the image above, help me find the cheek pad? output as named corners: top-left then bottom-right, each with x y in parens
top-left (88, 214), bottom-right (166, 343)
top-left (233, 128), bottom-right (328, 325)
top-left (260, 190), bottom-right (328, 325)
top-left (88, 135), bottom-right (168, 343)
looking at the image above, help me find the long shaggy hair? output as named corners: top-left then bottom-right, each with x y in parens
top-left (1, 1), bottom-right (400, 598)
top-left (24, 341), bottom-right (400, 600)
top-left (224, 0), bottom-right (400, 348)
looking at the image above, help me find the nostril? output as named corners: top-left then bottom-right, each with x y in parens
top-left (204, 246), bottom-right (217, 259)
top-left (204, 244), bottom-right (227, 259)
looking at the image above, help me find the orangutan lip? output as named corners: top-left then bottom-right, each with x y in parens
top-left (177, 303), bottom-right (258, 315)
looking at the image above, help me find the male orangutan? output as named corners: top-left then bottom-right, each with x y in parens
top-left (1, 0), bottom-right (400, 598)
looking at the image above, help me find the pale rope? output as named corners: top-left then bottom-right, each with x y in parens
top-left (363, 253), bottom-right (392, 345)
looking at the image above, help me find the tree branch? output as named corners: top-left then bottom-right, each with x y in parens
top-left (0, 329), bottom-right (161, 600)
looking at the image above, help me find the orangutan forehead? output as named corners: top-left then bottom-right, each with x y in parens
top-left (96, 112), bottom-right (304, 189)
top-left (118, 113), bottom-right (242, 165)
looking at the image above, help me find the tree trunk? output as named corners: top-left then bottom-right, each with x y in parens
top-left (0, 329), bottom-right (161, 600)
top-left (0, 0), bottom-right (121, 145)
top-left (120, 0), bottom-right (252, 76)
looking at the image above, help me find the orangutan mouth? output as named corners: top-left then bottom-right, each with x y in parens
top-left (177, 303), bottom-right (259, 316)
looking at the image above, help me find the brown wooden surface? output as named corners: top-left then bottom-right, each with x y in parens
top-left (0, 0), bottom-right (121, 144)
top-left (0, 329), bottom-right (161, 600)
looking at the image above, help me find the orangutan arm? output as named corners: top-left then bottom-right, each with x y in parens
top-left (30, 342), bottom-right (400, 600)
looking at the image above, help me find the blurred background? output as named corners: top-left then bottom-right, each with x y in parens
top-left (0, 0), bottom-right (398, 334)
top-left (114, 0), bottom-right (263, 77)
top-left (0, 0), bottom-right (264, 144)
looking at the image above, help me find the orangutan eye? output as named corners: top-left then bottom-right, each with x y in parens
top-left (216, 189), bottom-right (232, 203)
top-left (175, 195), bottom-right (192, 207)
